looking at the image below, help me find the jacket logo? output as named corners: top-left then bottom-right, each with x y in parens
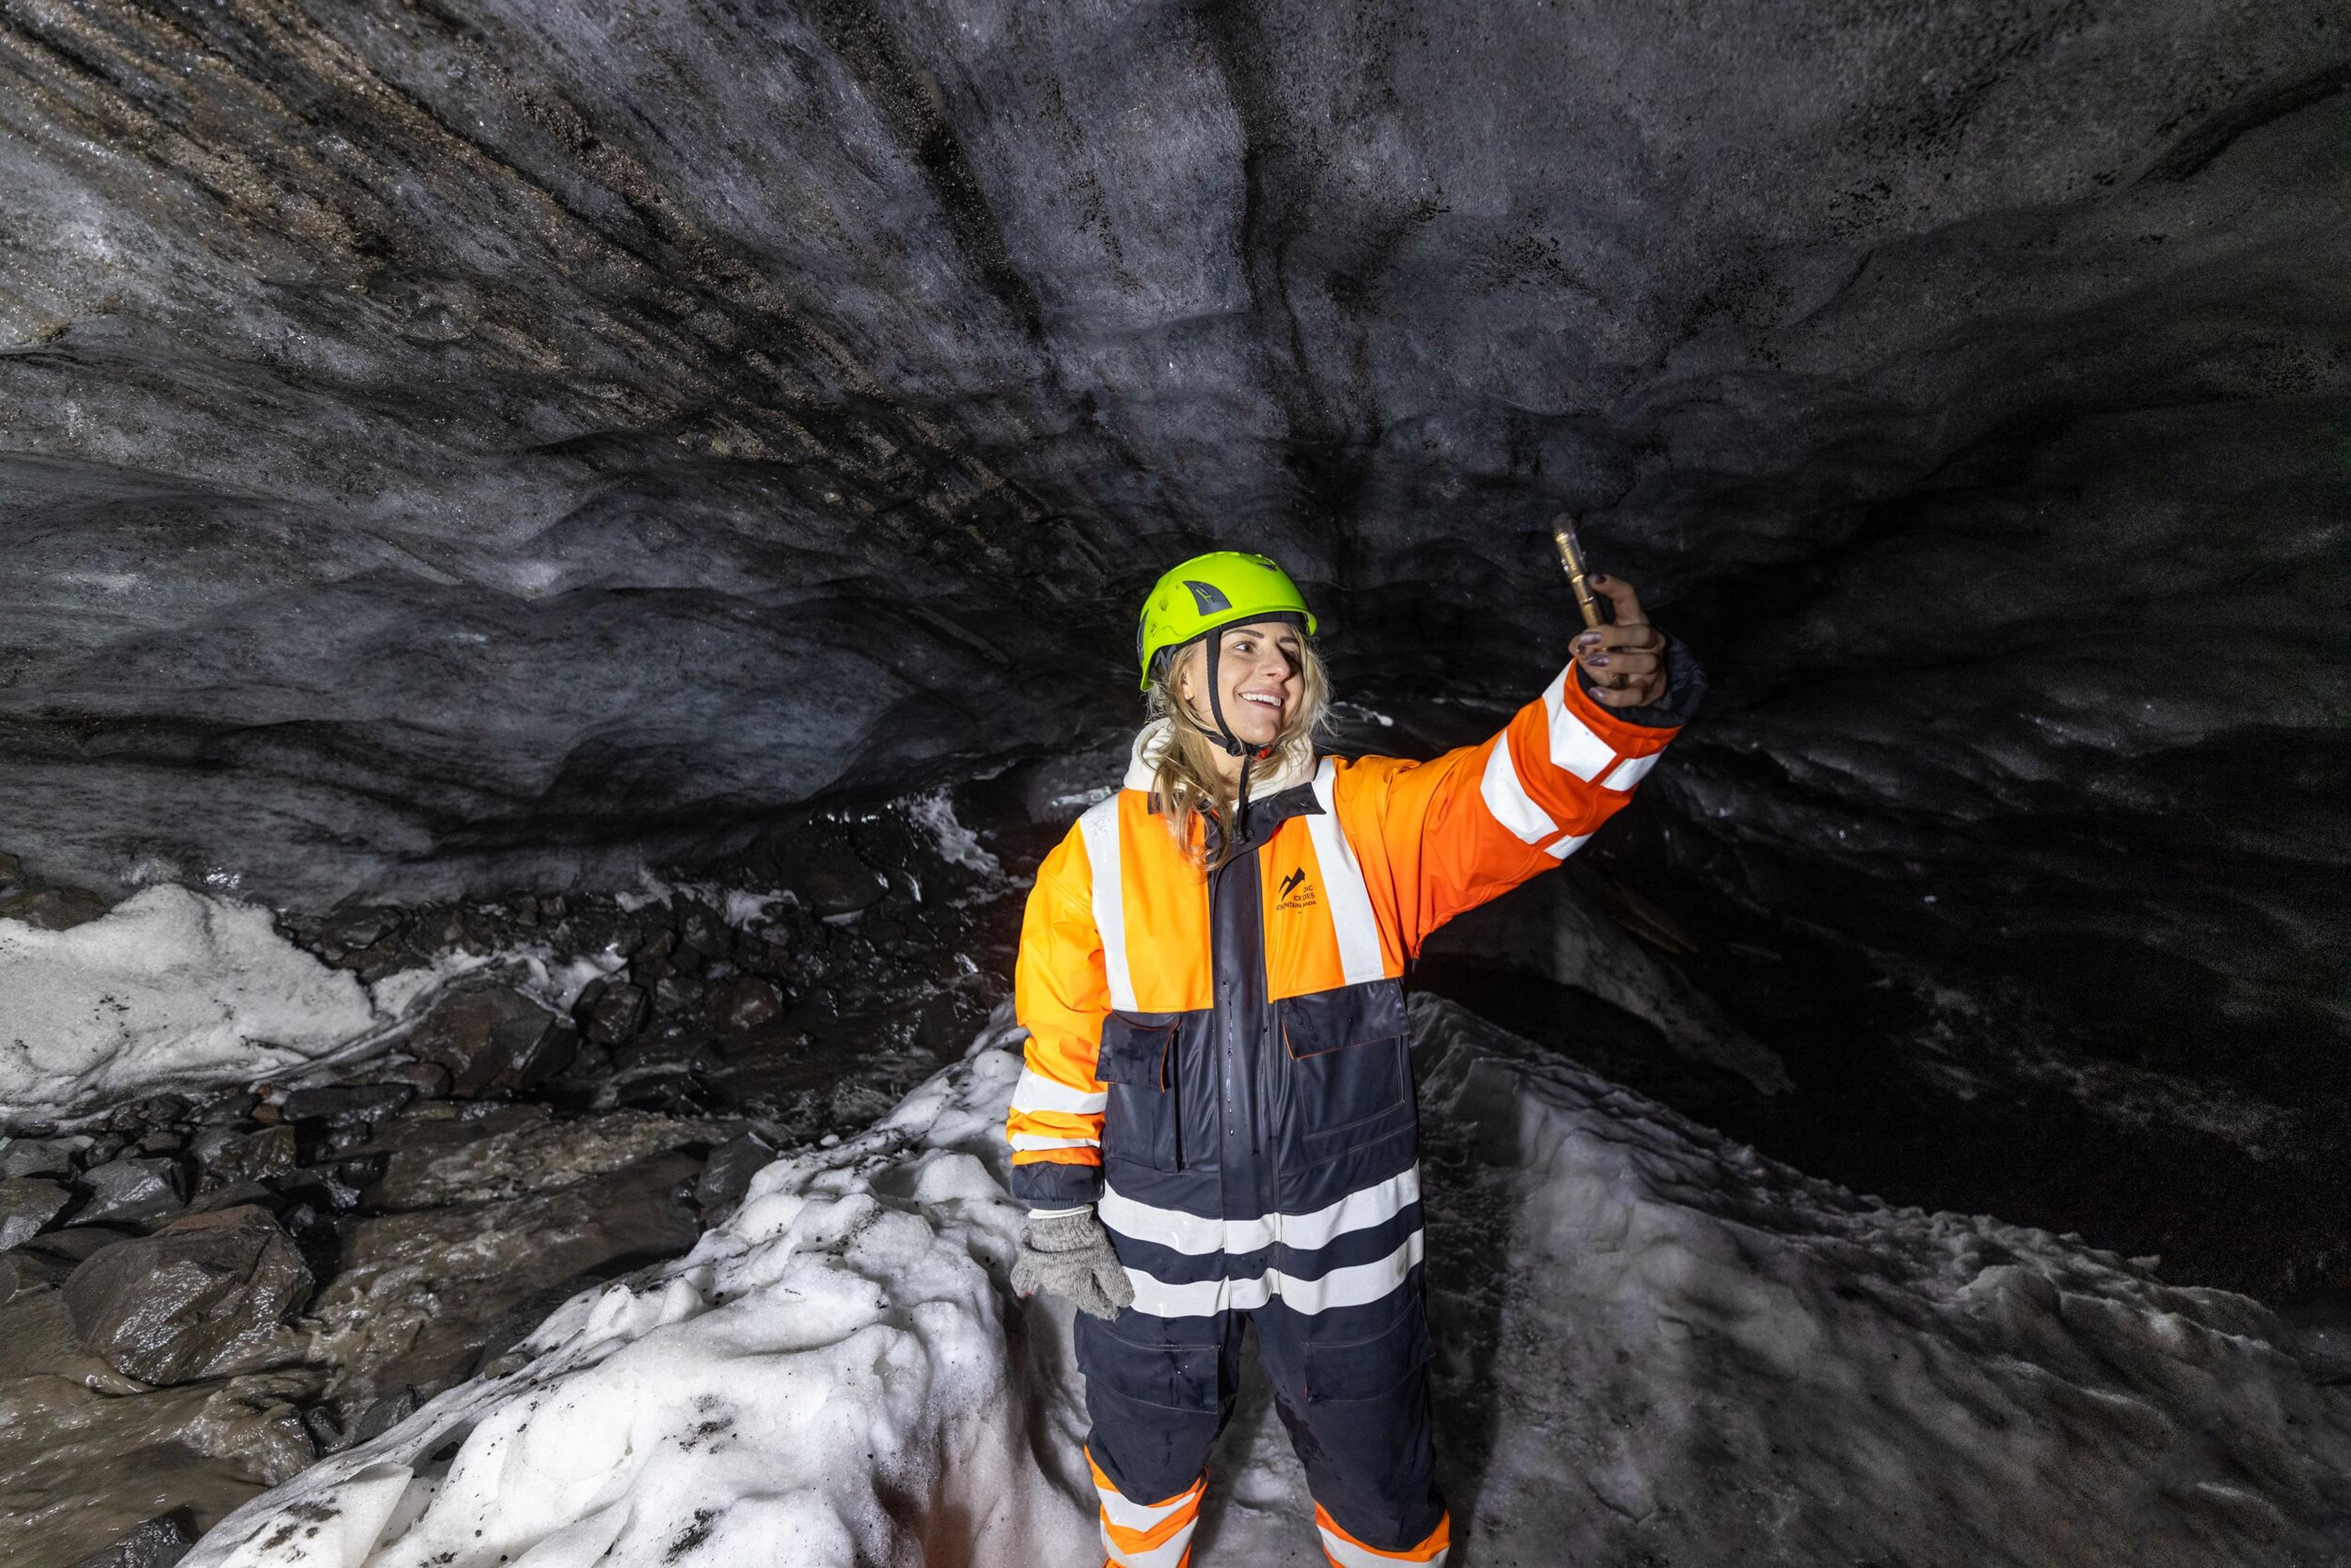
top-left (1276, 867), bottom-right (1316, 910)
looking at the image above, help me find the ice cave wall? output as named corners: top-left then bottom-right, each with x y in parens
top-left (1, 5), bottom-right (2344, 1090)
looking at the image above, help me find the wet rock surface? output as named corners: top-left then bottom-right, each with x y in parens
top-left (63, 1207), bottom-right (314, 1387)
top-left (64, 1513), bottom-right (197, 1568)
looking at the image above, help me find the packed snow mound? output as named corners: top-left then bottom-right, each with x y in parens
top-left (1406, 997), bottom-right (2351, 1565)
top-left (186, 999), bottom-right (2351, 1568)
top-left (182, 1008), bottom-right (1099, 1568)
top-left (0, 886), bottom-right (388, 1115)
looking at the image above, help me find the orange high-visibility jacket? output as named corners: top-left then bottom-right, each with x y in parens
top-left (1007, 655), bottom-right (1692, 1229)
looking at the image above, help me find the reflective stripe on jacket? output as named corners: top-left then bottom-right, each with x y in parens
top-left (1007, 654), bottom-right (1692, 1230)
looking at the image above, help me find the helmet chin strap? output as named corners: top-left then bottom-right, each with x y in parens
top-left (1191, 632), bottom-right (1275, 842)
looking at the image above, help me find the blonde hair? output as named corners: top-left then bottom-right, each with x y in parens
top-left (1145, 631), bottom-right (1331, 867)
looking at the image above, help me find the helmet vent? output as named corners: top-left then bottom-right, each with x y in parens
top-left (1182, 579), bottom-right (1232, 614)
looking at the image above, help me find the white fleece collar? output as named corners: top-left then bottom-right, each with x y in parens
top-left (1123, 718), bottom-right (1316, 798)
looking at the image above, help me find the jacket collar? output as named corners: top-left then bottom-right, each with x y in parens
top-left (1123, 718), bottom-right (1316, 799)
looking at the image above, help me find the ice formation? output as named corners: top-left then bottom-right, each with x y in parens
top-left (0, 887), bottom-right (388, 1115)
top-left (182, 999), bottom-right (2351, 1568)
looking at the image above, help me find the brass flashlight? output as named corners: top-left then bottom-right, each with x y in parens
top-left (1550, 514), bottom-right (1606, 629)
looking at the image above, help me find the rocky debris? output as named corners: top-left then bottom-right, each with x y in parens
top-left (577, 978), bottom-right (650, 1047)
top-left (275, 1083), bottom-right (413, 1127)
top-left (692, 1131), bottom-right (776, 1213)
top-left (0, 884), bottom-right (108, 931)
top-left (714, 973), bottom-right (784, 1034)
top-left (65, 1510), bottom-right (197, 1568)
top-left (9, 1225), bottom-right (134, 1284)
top-left (195, 1125), bottom-right (298, 1189)
top-left (372, 1060), bottom-right (452, 1098)
top-left (0, 1175), bottom-right (71, 1247)
top-left (750, 819), bottom-right (891, 919)
top-left (347, 1386), bottom-right (416, 1446)
top-left (353, 1106), bottom-right (731, 1212)
top-left (0, 1347), bottom-right (304, 1568)
top-left (76, 1155), bottom-right (189, 1227)
top-left (311, 1149), bottom-right (705, 1410)
top-left (63, 1206), bottom-right (313, 1384)
top-left (405, 981), bottom-right (575, 1097)
top-left (1, 1134), bottom-right (87, 1177)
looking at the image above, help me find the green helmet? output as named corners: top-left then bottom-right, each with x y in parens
top-left (1136, 551), bottom-right (1319, 690)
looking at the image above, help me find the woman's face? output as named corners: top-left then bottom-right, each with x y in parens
top-left (1179, 620), bottom-right (1303, 748)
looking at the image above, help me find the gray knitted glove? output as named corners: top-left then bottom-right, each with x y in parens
top-left (1010, 1207), bottom-right (1134, 1321)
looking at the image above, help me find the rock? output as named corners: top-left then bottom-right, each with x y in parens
top-left (0, 885), bottom-right (108, 930)
top-left (62, 1206), bottom-right (313, 1385)
top-left (1, 1221), bottom-right (132, 1297)
top-left (1020, 730), bottom-right (1130, 823)
top-left (75, 1157), bottom-right (187, 1227)
top-left (278, 1083), bottom-right (413, 1126)
top-left (759, 822), bottom-right (888, 919)
top-left (714, 975), bottom-right (785, 1034)
top-left (692, 1132), bottom-right (775, 1212)
top-left (110, 1095), bottom-right (191, 1134)
top-left (582, 981), bottom-right (650, 1047)
top-left (64, 1511), bottom-right (197, 1568)
top-left (183, 1182), bottom-right (285, 1218)
top-left (674, 899), bottom-right (731, 959)
top-left (17, 1224), bottom-right (136, 1272)
top-left (299, 1403), bottom-right (345, 1455)
top-left (1, 1135), bottom-right (86, 1178)
top-left (1, 1249), bottom-right (59, 1302)
top-left (197, 1127), bottom-right (296, 1189)
top-left (0, 1177), bottom-right (71, 1247)
top-left (375, 1060), bottom-right (454, 1098)
top-left (357, 1107), bottom-right (730, 1211)
top-left (0, 849), bottom-right (20, 890)
top-left (310, 1151), bottom-right (703, 1407)
top-left (407, 981), bottom-right (576, 1097)
top-left (320, 905), bottom-right (403, 955)
top-left (653, 973), bottom-right (708, 1016)
top-left (191, 1092), bottom-right (257, 1127)
top-left (348, 1386), bottom-right (418, 1444)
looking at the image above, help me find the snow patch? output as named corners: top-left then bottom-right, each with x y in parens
top-left (0, 886), bottom-right (386, 1115)
top-left (904, 787), bottom-right (1002, 878)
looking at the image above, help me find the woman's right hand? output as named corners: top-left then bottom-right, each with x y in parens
top-left (1571, 575), bottom-right (1670, 708)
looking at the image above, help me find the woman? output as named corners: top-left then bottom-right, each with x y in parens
top-left (1007, 551), bottom-right (1699, 1566)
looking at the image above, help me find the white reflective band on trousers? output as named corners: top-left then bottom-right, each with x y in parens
top-left (1099, 1166), bottom-right (1421, 1256)
top-left (1321, 1523), bottom-right (1449, 1567)
top-left (1307, 757), bottom-right (1389, 985)
top-left (1079, 795), bottom-right (1139, 1011)
top-left (1122, 1231), bottom-right (1426, 1319)
top-left (1097, 1472), bottom-right (1202, 1568)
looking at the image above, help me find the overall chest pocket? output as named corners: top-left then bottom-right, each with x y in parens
top-left (1095, 1011), bottom-right (1183, 1172)
top-left (1279, 980), bottom-right (1414, 1161)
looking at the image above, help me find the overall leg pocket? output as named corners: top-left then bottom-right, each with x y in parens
top-left (1096, 1011), bottom-right (1182, 1172)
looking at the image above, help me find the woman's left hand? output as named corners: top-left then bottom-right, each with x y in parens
top-left (1571, 575), bottom-right (1671, 708)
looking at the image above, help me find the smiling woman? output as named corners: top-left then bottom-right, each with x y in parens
top-left (1005, 549), bottom-right (1704, 1566)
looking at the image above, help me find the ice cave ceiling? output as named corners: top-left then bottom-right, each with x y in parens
top-left (1, 5), bottom-right (2344, 1122)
